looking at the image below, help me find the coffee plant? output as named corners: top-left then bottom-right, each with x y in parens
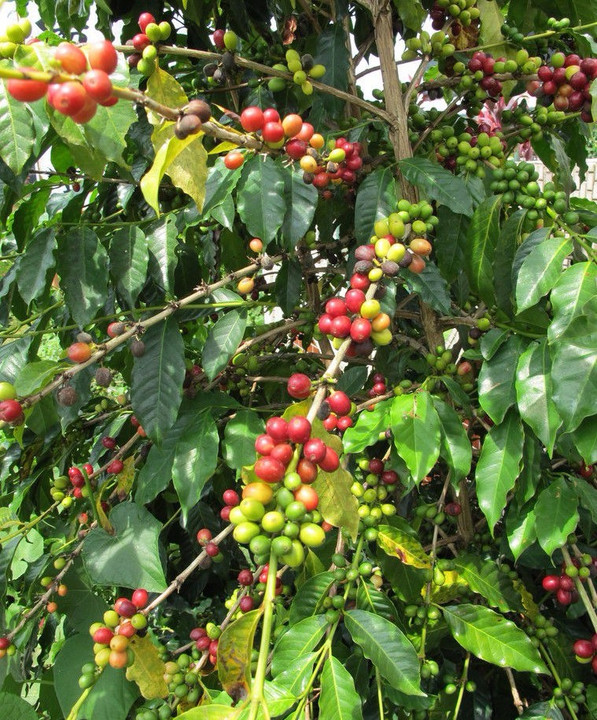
top-left (0, 0), bottom-right (596, 718)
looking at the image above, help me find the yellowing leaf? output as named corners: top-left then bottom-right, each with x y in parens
top-left (116, 456), bottom-right (137, 496)
top-left (377, 524), bottom-right (431, 569)
top-left (210, 141), bottom-right (240, 155)
top-left (514, 579), bottom-right (540, 621)
top-left (126, 634), bottom-right (169, 699)
top-left (425, 570), bottom-right (467, 604)
top-left (217, 609), bottom-right (263, 703)
top-left (146, 68), bottom-right (188, 125)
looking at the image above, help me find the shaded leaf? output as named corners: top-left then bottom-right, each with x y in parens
top-left (223, 409), bottom-right (264, 470)
top-left (453, 554), bottom-right (521, 612)
top-left (434, 206), bottom-right (468, 282)
top-left (465, 195), bottom-right (502, 305)
top-left (109, 226), bottom-right (149, 309)
top-left (404, 262), bottom-right (452, 315)
top-left (275, 259), bottom-right (302, 315)
top-left (17, 227), bottom-right (57, 304)
top-left (289, 571), bottom-right (335, 624)
top-left (505, 501), bottom-right (537, 562)
top-left (281, 165), bottom-right (318, 249)
top-left (236, 155), bottom-right (285, 244)
top-left (432, 397), bottom-right (472, 482)
top-left (494, 209), bottom-right (526, 315)
top-left (202, 310), bottom-right (248, 381)
top-left (399, 158), bottom-right (473, 217)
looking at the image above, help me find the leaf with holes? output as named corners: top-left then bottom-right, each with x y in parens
top-left (442, 604), bottom-right (547, 674)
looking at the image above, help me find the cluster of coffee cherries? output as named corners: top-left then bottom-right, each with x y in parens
top-left (535, 53), bottom-right (596, 121)
top-left (430, 0), bottom-right (480, 30)
top-left (88, 589), bottom-right (148, 670)
top-left (0, 636), bottom-right (14, 659)
top-left (541, 573), bottom-right (580, 606)
top-left (317, 293), bottom-right (393, 357)
top-left (8, 39), bottom-right (120, 124)
top-left (0, 17), bottom-right (32, 57)
top-left (571, 635), bottom-right (597, 674)
top-left (300, 137), bottom-right (364, 193)
top-left (465, 51), bottom-right (512, 99)
top-left (364, 372), bottom-right (390, 404)
top-left (161, 651), bottom-right (204, 705)
top-left (438, 129), bottom-right (505, 179)
top-left (401, 30), bottom-right (455, 62)
top-left (317, 392), bottom-right (355, 434)
top-left (0, 380), bottom-right (24, 427)
top-left (552, 679), bottom-right (588, 713)
top-left (268, 48), bottom-right (326, 96)
top-left (350, 457), bottom-right (398, 538)
top-left (126, 12), bottom-right (172, 77)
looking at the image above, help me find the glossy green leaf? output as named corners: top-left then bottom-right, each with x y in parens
top-left (520, 703), bottom-right (564, 720)
top-left (83, 503), bottom-right (166, 592)
top-left (281, 165), bottom-right (318, 249)
top-left (399, 158), bottom-right (473, 217)
top-left (548, 262), bottom-right (597, 341)
top-left (534, 478), bottom-right (579, 557)
top-left (494, 209), bottom-right (526, 315)
top-left (551, 317), bottom-right (597, 432)
top-left (319, 655), bottom-right (363, 720)
top-left (344, 610), bottom-right (424, 696)
top-left (478, 335), bottom-right (526, 424)
top-left (217, 609), bottom-right (262, 703)
top-left (570, 476), bottom-right (597, 524)
top-left (337, 366), bottom-right (368, 396)
top-left (377, 524), bottom-right (431, 569)
top-left (275, 259), bottom-right (302, 315)
top-left (145, 216), bottom-right (178, 294)
top-left (475, 409), bottom-right (524, 532)
top-left (390, 392), bottom-right (440, 483)
top-left (56, 227), bottom-right (109, 327)
top-left (237, 155), bottom-right (286, 244)
top-left (0, 79), bottom-right (35, 174)
top-left (404, 262), bottom-right (452, 315)
top-left (83, 97), bottom-right (136, 169)
top-left (342, 398), bottom-right (391, 454)
top-left (272, 653), bottom-right (318, 696)
top-left (15, 360), bottom-right (59, 397)
top-left (505, 501), bottom-right (537, 561)
top-left (431, 397), bottom-right (472, 482)
top-left (313, 464), bottom-right (360, 540)
top-left (568, 415), bottom-right (597, 465)
top-left (131, 318), bottom-right (185, 445)
top-left (434, 206), bottom-right (469, 282)
top-left (204, 158), bottom-right (243, 216)
top-left (465, 195), bottom-right (502, 305)
top-left (289, 571), bottom-right (335, 624)
top-left (172, 410), bottom-right (219, 522)
top-left (16, 228), bottom-right (57, 304)
top-left (515, 236), bottom-right (572, 312)
top-left (271, 615), bottom-right (327, 677)
top-left (313, 23), bottom-right (349, 115)
top-left (511, 228), bottom-right (550, 287)
top-left (354, 167), bottom-right (396, 244)
top-left (515, 340), bottom-right (561, 455)
top-left (109, 226), bottom-right (149, 309)
top-left (202, 310), bottom-right (247, 381)
top-left (395, 0), bottom-right (426, 31)
top-left (134, 419), bottom-right (184, 505)
top-left (453, 554), bottom-right (521, 612)
top-left (356, 581), bottom-right (399, 623)
top-left (223, 409), bottom-right (264, 470)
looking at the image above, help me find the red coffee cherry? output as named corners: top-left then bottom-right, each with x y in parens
top-left (7, 72), bottom-right (48, 102)
top-left (87, 40), bottom-right (118, 74)
top-left (238, 569), bottom-right (253, 586)
top-left (131, 588), bottom-right (148, 609)
top-left (114, 597), bottom-right (136, 618)
top-left (287, 416), bottom-right (311, 444)
top-left (287, 373), bottom-right (311, 399)
top-left (327, 391), bottom-right (351, 417)
top-left (0, 399), bottom-right (23, 423)
top-left (82, 69), bottom-right (112, 102)
top-left (55, 42), bottom-right (88, 74)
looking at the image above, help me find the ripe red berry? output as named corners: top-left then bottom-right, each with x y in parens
top-left (67, 342), bottom-right (92, 363)
top-left (82, 69), bottom-right (112, 101)
top-left (209, 640), bottom-right (219, 656)
top-left (270, 443), bottom-right (293, 466)
top-left (330, 315), bottom-right (352, 338)
top-left (573, 639), bottom-right (594, 658)
top-left (318, 313), bottom-right (333, 334)
top-left (190, 627), bottom-right (206, 640)
top-left (0, 399), bottom-right (23, 423)
top-left (55, 42), bottom-right (88, 74)
top-left (559, 575), bottom-right (574, 591)
top-left (297, 458), bottom-right (318, 484)
top-left (7, 74), bottom-right (49, 102)
top-left (240, 106), bottom-right (264, 132)
top-left (262, 121), bottom-right (284, 144)
top-left (205, 542), bottom-right (220, 557)
top-left (117, 621), bottom-right (136, 638)
top-left (138, 13), bottom-right (156, 32)
top-left (196, 635), bottom-right (210, 650)
top-left (325, 297), bottom-right (347, 317)
top-left (303, 438), bottom-right (326, 464)
top-left (327, 391), bottom-right (351, 416)
top-left (556, 589), bottom-right (572, 605)
top-left (287, 416), bottom-right (311, 444)
top-left (131, 588), bottom-right (148, 609)
top-left (114, 597), bottom-right (137, 618)
top-left (345, 288), bottom-right (366, 314)
top-left (254, 456), bottom-right (286, 483)
top-left (265, 417), bottom-right (289, 443)
top-left (255, 433), bottom-right (275, 455)
top-left (287, 373), bottom-right (312, 400)
top-left (336, 416), bottom-right (353, 432)
top-left (132, 33), bottom-right (151, 52)
top-left (381, 469), bottom-right (399, 485)
top-left (350, 273), bottom-right (370, 291)
top-left (107, 459), bottom-right (123, 475)
top-left (444, 501), bottom-right (461, 515)
top-left (369, 458), bottom-right (384, 475)
top-left (93, 626), bottom-right (114, 644)
top-left (196, 528), bottom-right (212, 544)
top-left (212, 29), bottom-right (226, 49)
top-left (222, 489), bottom-right (240, 506)
top-left (87, 40), bottom-right (118, 74)
top-left (285, 138), bottom-right (307, 160)
top-left (238, 569), bottom-right (253, 586)
top-left (350, 317), bottom-right (372, 342)
top-left (51, 81), bottom-right (87, 116)
top-left (239, 596), bottom-right (254, 612)
top-left (224, 150), bottom-right (244, 170)
top-left (262, 108), bottom-right (280, 123)
top-left (319, 446), bottom-right (339, 472)
top-left (220, 506), bottom-right (231, 521)
top-left (102, 436), bottom-right (117, 449)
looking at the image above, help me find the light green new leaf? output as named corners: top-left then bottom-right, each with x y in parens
top-left (442, 604), bottom-right (547, 673)
top-left (145, 68), bottom-right (188, 125)
top-left (202, 310), bottom-right (248, 380)
top-left (344, 610), bottom-right (424, 696)
top-left (320, 656), bottom-right (363, 720)
top-left (515, 236), bottom-right (572, 312)
top-left (505, 501), bottom-right (537, 562)
top-left (534, 478), bottom-right (579, 557)
top-left (390, 392), bottom-right (440, 483)
top-left (475, 409), bottom-right (524, 532)
top-left (515, 340), bottom-right (561, 455)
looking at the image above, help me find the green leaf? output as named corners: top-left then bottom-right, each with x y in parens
top-left (275, 259), bottom-right (302, 315)
top-left (16, 228), bottom-right (57, 304)
top-left (399, 158), bottom-right (473, 217)
top-left (344, 610), bottom-right (424, 696)
top-left (271, 615), bottom-right (327, 677)
top-left (204, 158), bottom-right (243, 216)
top-left (376, 524), bottom-right (431, 569)
top-left (131, 317), bottom-right (185, 445)
top-left (516, 236), bottom-right (573, 312)
top-left (534, 478), bottom-right (579, 557)
top-left (511, 228), bottom-right (550, 287)
top-left (342, 398), bottom-right (391, 454)
top-left (134, 420), bottom-right (183, 505)
top-left (83, 503), bottom-right (167, 592)
top-left (177, 706), bottom-right (239, 720)
top-left (390, 392), bottom-right (441, 483)
top-left (465, 195), bottom-right (502, 305)
top-left (0, 79), bottom-right (35, 174)
top-left (394, 0), bottom-right (426, 31)
top-left (570, 476), bottom-right (597, 524)
top-left (434, 207), bottom-right (469, 282)
top-left (431, 398), bottom-right (472, 483)
top-left (289, 571), bottom-right (335, 624)
top-left (475, 409), bottom-right (524, 532)
top-left (172, 410), bottom-right (219, 522)
top-left (145, 68), bottom-right (188, 124)
top-left (313, 24), bottom-right (349, 115)
top-left (520, 703), bottom-right (564, 720)
top-left (548, 262), bottom-right (597, 341)
top-left (14, 360), bottom-right (59, 397)
top-left (453, 554), bottom-right (521, 612)
top-left (568, 415), bottom-right (597, 465)
top-left (271, 653), bottom-right (318, 696)
top-left (505, 501), bottom-right (537, 562)
top-left (0, 692), bottom-right (39, 720)
top-left (82, 98), bottom-right (136, 169)
top-left (551, 317), bottom-right (597, 432)
top-left (217, 609), bottom-right (262, 703)
top-left (478, 335), bottom-right (526, 424)
top-left (146, 216), bottom-right (177, 294)
top-left (313, 465), bottom-right (360, 541)
top-left (356, 581), bottom-right (399, 623)
top-left (56, 228), bottom-right (109, 327)
top-left (319, 656), bottom-right (363, 720)
top-left (223, 409), bottom-right (264, 470)
top-left (404, 263), bottom-right (452, 315)
top-left (126, 634), bottom-right (168, 700)
top-left (11, 528), bottom-right (44, 579)
top-left (281, 165), bottom-right (318, 249)
top-left (54, 633), bottom-right (138, 720)
top-left (236, 155), bottom-right (286, 244)
top-left (354, 168), bottom-right (396, 244)
top-left (494, 209), bottom-right (527, 315)
top-left (336, 366), bottom-right (368, 396)
top-left (109, 226), bottom-right (149, 309)
top-left (515, 340), bottom-right (561, 455)
top-left (442, 604), bottom-right (548, 674)
top-left (202, 310), bottom-right (247, 381)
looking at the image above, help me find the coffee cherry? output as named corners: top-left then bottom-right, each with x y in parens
top-left (239, 596), bottom-right (254, 613)
top-left (327, 391), bottom-right (351, 416)
top-left (287, 416), bottom-right (311, 444)
top-left (303, 438), bottom-right (326, 464)
top-left (0, 382), bottom-right (16, 401)
top-left (55, 43), bottom-right (88, 74)
top-left (224, 150), bottom-right (244, 170)
top-left (0, 399), bottom-right (23, 423)
top-left (68, 342), bottom-right (92, 363)
top-left (287, 373), bottom-right (311, 399)
top-left (240, 106), bottom-right (264, 132)
top-left (7, 73), bottom-right (48, 102)
top-left (254, 456), bottom-right (286, 483)
top-left (87, 40), bottom-right (118, 74)
top-left (205, 542), bottom-right (220, 557)
top-left (573, 639), bottom-right (594, 659)
top-left (114, 597), bottom-right (137, 618)
top-left (107, 459), bottom-right (123, 474)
